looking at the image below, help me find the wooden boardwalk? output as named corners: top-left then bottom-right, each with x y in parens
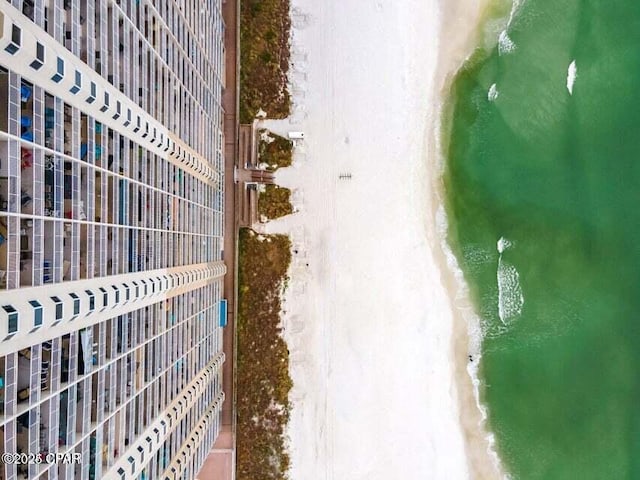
top-left (197, 0), bottom-right (239, 478)
top-left (197, 5), bottom-right (281, 476)
top-left (238, 124), bottom-right (275, 227)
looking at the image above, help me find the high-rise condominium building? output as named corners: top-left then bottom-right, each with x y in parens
top-left (0, 0), bottom-right (227, 479)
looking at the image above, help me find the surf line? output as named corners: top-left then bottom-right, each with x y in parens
top-left (497, 237), bottom-right (524, 325)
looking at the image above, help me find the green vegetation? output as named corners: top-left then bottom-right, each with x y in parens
top-left (236, 229), bottom-right (292, 480)
top-left (259, 185), bottom-right (293, 220)
top-left (240, 0), bottom-right (291, 123)
top-left (258, 129), bottom-right (293, 171)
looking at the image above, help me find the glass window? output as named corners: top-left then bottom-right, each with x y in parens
top-left (69, 293), bottom-right (80, 316)
top-left (86, 81), bottom-right (96, 104)
top-left (117, 468), bottom-right (125, 480)
top-left (3, 305), bottom-right (18, 334)
top-left (113, 101), bottom-right (121, 120)
top-left (5, 25), bottom-right (21, 54)
top-left (52, 57), bottom-right (64, 83)
top-left (112, 285), bottom-right (120, 304)
top-left (100, 92), bottom-right (109, 112)
top-left (30, 42), bottom-right (45, 70)
top-left (134, 116), bottom-right (141, 132)
top-left (51, 296), bottom-right (63, 321)
top-left (28, 300), bottom-right (43, 327)
top-left (124, 284), bottom-right (130, 302)
top-left (85, 290), bottom-right (95, 312)
top-left (99, 287), bottom-right (108, 309)
top-left (124, 108), bottom-right (132, 127)
top-left (70, 70), bottom-right (81, 94)
top-left (127, 457), bottom-right (135, 474)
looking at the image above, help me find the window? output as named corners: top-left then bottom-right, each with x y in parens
top-left (123, 284), bottom-right (130, 302)
top-left (69, 293), bottom-right (80, 316)
top-left (99, 287), bottom-right (108, 310)
top-left (100, 92), bottom-right (109, 112)
top-left (28, 300), bottom-right (43, 327)
top-left (70, 70), bottom-right (82, 94)
top-left (117, 467), bottom-right (125, 480)
top-left (127, 456), bottom-right (135, 474)
top-left (145, 436), bottom-right (153, 452)
top-left (134, 116), bottom-right (141, 133)
top-left (52, 57), bottom-right (64, 83)
top-left (3, 305), bottom-right (18, 334)
top-left (85, 290), bottom-right (95, 312)
top-left (132, 281), bottom-right (139, 298)
top-left (5, 25), bottom-right (21, 55)
top-left (113, 100), bottom-right (121, 120)
top-left (30, 42), bottom-right (45, 70)
top-left (86, 81), bottom-right (96, 104)
top-left (124, 108), bottom-right (131, 127)
top-left (142, 122), bottom-right (149, 138)
top-left (51, 296), bottom-right (63, 322)
top-left (137, 445), bottom-right (144, 461)
top-left (140, 279), bottom-right (147, 296)
top-left (112, 285), bottom-right (120, 304)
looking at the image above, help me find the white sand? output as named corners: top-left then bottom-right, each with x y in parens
top-left (256, 0), bottom-right (502, 478)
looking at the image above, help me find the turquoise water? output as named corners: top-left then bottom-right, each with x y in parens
top-left (444, 1), bottom-right (640, 478)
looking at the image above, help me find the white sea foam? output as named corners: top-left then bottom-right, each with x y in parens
top-left (498, 31), bottom-right (516, 55)
top-left (497, 0), bottom-right (525, 57)
top-left (496, 237), bottom-right (524, 324)
top-left (567, 60), bottom-right (577, 95)
top-left (488, 83), bottom-right (499, 101)
top-left (436, 206), bottom-right (507, 477)
top-left (497, 236), bottom-right (512, 253)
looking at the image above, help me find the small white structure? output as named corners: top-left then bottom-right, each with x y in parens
top-left (288, 131), bottom-right (305, 140)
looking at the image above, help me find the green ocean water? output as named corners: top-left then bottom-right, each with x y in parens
top-left (443, 1), bottom-right (640, 479)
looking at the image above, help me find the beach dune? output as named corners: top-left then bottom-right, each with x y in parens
top-left (257, 0), bottom-right (499, 478)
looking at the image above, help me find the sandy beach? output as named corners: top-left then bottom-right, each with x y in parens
top-left (256, 0), bottom-right (502, 478)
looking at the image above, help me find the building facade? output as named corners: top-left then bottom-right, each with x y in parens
top-left (0, 0), bottom-right (226, 479)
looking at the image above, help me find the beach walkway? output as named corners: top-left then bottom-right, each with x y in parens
top-left (237, 124), bottom-right (276, 226)
top-left (196, 0), bottom-right (239, 478)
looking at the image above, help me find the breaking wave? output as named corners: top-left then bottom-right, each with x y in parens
top-left (488, 83), bottom-right (500, 102)
top-left (567, 60), bottom-right (577, 95)
top-left (496, 237), bottom-right (524, 324)
top-left (498, 31), bottom-right (516, 55)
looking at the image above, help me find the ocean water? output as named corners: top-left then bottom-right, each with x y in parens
top-left (443, 1), bottom-right (640, 478)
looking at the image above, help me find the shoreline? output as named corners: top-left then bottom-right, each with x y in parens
top-left (430, 1), bottom-right (521, 478)
top-left (429, 1), bottom-right (506, 479)
top-left (255, 0), bottom-right (506, 478)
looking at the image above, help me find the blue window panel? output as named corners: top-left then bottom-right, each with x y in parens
top-left (219, 299), bottom-right (227, 327)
